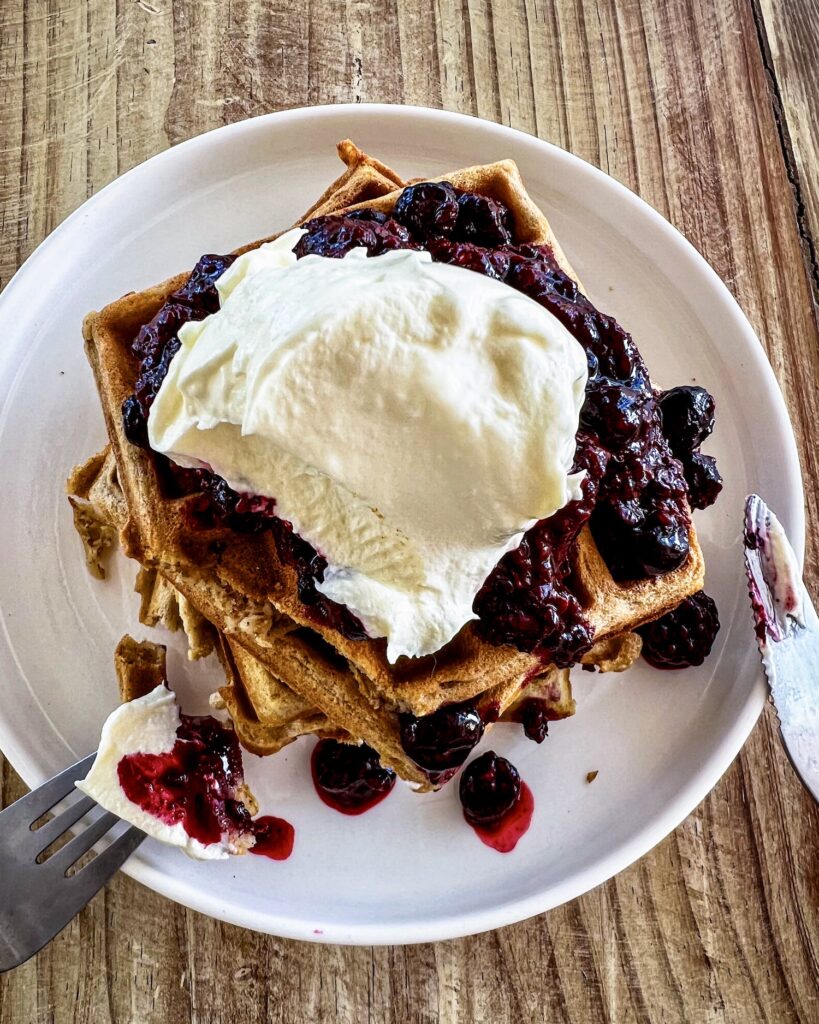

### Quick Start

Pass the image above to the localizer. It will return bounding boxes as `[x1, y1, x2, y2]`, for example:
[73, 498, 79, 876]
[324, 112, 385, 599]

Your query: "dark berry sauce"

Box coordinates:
[473, 434, 607, 666]
[121, 181, 720, 669]
[459, 751, 534, 853]
[311, 739, 396, 815]
[124, 253, 236, 443]
[117, 713, 293, 857]
[268, 520, 368, 640]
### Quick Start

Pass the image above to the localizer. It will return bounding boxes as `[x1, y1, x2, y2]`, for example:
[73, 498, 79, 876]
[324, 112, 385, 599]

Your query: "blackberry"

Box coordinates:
[454, 192, 513, 246]
[459, 751, 521, 828]
[311, 739, 395, 813]
[638, 591, 720, 668]
[658, 386, 715, 455]
[393, 182, 461, 238]
[399, 702, 484, 778]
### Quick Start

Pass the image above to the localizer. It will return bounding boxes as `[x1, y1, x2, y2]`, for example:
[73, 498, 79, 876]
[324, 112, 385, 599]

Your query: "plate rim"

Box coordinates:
[0, 102, 804, 945]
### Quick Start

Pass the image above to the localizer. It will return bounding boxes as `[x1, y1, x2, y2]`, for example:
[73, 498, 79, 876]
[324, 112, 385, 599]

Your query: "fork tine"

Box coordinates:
[45, 810, 121, 876]
[0, 753, 97, 832]
[58, 826, 145, 904]
[28, 795, 97, 857]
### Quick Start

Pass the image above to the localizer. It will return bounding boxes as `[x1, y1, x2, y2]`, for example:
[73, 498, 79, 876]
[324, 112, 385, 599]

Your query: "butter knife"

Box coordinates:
[743, 494, 819, 803]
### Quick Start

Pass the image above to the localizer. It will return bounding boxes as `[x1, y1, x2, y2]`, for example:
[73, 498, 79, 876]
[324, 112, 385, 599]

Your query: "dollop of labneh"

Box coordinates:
[76, 686, 241, 859]
[149, 229, 588, 660]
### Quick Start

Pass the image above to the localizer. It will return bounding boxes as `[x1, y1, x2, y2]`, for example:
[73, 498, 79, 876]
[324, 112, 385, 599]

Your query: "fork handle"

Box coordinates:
[0, 761, 146, 977]
[0, 823, 145, 973]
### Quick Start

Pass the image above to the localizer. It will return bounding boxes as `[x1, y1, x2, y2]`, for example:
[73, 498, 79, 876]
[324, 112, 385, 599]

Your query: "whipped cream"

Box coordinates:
[149, 229, 588, 661]
[77, 686, 236, 860]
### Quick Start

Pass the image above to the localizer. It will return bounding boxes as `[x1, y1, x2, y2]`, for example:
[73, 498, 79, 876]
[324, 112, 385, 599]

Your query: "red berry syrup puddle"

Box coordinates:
[250, 816, 295, 860]
[466, 782, 535, 854]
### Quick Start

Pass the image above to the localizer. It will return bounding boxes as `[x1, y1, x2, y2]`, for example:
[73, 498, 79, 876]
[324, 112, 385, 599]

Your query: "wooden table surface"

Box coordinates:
[1, 1, 818, 1021]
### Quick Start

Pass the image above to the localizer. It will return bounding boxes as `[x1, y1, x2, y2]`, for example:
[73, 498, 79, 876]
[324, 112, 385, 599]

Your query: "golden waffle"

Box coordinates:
[66, 448, 122, 579]
[70, 440, 643, 788]
[134, 565, 216, 661]
[78, 141, 701, 786]
[67, 449, 582, 761]
[213, 631, 576, 759]
[212, 634, 344, 756]
[69, 445, 601, 777]
[114, 634, 168, 702]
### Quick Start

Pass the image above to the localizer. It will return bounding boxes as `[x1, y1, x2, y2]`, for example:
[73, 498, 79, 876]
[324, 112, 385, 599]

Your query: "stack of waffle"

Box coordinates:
[69, 142, 704, 790]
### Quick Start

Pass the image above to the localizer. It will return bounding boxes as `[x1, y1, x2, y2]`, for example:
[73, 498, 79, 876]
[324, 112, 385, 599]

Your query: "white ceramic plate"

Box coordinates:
[0, 105, 803, 944]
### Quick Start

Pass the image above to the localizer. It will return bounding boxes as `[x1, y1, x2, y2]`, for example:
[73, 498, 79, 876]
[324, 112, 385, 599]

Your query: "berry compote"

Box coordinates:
[117, 712, 294, 858]
[511, 698, 557, 744]
[122, 181, 721, 674]
[292, 183, 720, 667]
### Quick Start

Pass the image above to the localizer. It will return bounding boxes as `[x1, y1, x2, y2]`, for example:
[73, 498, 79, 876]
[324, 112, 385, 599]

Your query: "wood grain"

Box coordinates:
[2, 1, 819, 1021]
[757, 0, 819, 309]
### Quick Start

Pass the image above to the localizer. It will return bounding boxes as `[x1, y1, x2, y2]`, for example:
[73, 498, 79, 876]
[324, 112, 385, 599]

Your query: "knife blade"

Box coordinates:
[743, 494, 819, 804]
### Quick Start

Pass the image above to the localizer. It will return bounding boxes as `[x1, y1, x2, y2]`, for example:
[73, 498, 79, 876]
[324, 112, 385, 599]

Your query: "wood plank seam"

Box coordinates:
[750, 0, 819, 309]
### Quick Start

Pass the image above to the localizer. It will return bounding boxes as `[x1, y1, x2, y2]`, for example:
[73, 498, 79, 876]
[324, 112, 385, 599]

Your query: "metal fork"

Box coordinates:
[0, 753, 145, 972]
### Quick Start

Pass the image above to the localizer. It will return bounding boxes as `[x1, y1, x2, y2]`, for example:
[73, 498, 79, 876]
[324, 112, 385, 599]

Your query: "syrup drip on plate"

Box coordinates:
[250, 816, 295, 860]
